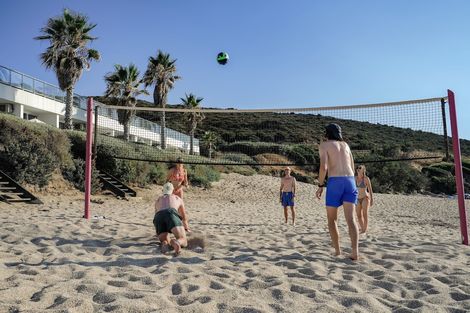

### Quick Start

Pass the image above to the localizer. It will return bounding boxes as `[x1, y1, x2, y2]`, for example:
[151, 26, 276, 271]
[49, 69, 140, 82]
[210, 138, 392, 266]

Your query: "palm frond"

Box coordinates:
[35, 8, 100, 90]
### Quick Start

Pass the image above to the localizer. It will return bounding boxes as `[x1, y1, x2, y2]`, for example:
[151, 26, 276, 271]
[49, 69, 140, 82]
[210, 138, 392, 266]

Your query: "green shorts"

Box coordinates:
[153, 208, 183, 235]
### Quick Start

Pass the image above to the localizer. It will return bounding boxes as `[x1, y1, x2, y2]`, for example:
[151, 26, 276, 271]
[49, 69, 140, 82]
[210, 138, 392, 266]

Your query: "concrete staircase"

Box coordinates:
[98, 171, 137, 198]
[0, 170, 42, 204]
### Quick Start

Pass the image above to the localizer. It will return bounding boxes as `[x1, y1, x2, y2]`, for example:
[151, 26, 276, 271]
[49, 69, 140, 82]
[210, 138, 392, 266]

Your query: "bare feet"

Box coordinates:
[350, 251, 359, 261]
[170, 239, 181, 256]
[161, 243, 170, 254]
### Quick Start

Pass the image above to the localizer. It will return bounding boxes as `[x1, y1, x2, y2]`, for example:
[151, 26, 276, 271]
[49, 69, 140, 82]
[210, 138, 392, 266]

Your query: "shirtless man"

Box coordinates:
[315, 123, 359, 260]
[153, 183, 190, 255]
[280, 167, 297, 225]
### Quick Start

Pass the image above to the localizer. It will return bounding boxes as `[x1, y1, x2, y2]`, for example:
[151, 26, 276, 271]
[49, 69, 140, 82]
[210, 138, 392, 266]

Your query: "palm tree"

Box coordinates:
[181, 93, 205, 155]
[35, 9, 100, 129]
[104, 64, 148, 141]
[202, 131, 219, 159]
[143, 51, 180, 149]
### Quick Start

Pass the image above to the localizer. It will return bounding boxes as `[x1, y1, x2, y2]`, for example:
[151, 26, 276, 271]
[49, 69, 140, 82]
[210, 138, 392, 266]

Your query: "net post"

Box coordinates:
[440, 98, 450, 161]
[447, 89, 468, 245]
[93, 105, 99, 160]
[84, 97, 94, 220]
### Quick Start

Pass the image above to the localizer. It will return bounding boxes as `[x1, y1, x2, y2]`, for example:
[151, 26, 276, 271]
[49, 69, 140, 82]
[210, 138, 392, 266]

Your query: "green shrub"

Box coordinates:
[129, 162, 167, 186]
[220, 141, 318, 167]
[422, 166, 452, 177]
[67, 131, 169, 187]
[282, 144, 318, 169]
[62, 158, 102, 194]
[430, 162, 454, 172]
[230, 166, 257, 176]
[462, 159, 470, 169]
[222, 153, 256, 164]
[187, 165, 220, 188]
[367, 162, 429, 194]
[291, 172, 315, 184]
[0, 113, 72, 187]
[220, 141, 282, 156]
[429, 176, 456, 195]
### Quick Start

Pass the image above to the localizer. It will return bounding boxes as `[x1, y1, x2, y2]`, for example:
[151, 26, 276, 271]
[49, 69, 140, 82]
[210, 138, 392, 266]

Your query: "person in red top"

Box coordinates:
[166, 157, 189, 199]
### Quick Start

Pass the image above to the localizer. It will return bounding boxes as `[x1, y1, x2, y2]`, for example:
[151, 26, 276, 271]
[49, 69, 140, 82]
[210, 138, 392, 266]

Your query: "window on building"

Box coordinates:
[23, 113, 37, 120]
[0, 104, 14, 113]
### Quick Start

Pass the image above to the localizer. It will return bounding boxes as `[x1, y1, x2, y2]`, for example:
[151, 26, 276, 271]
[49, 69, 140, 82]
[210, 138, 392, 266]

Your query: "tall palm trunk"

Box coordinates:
[64, 87, 74, 129]
[208, 142, 212, 159]
[123, 122, 130, 141]
[155, 88, 167, 149]
[190, 129, 195, 155]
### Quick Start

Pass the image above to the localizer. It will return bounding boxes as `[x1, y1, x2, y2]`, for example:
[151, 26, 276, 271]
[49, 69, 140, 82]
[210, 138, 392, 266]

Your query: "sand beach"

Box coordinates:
[1, 173, 470, 312]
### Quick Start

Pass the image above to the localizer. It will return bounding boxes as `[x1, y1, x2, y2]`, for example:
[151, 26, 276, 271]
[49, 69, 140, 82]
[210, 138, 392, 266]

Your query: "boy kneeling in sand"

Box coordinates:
[153, 183, 190, 255]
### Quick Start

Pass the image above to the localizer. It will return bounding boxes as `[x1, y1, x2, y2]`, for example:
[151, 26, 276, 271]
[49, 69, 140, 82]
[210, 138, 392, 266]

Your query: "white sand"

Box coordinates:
[1, 173, 470, 313]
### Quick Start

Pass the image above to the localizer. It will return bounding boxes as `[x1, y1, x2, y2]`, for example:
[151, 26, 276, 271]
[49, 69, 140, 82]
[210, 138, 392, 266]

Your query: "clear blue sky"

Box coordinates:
[1, 0, 470, 139]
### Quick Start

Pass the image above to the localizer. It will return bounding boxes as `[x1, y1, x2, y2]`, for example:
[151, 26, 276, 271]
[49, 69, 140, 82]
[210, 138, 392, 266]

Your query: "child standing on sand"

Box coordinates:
[280, 167, 297, 225]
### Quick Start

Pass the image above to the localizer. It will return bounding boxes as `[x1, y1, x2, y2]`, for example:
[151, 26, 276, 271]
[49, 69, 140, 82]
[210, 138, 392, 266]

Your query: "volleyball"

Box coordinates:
[217, 52, 229, 65]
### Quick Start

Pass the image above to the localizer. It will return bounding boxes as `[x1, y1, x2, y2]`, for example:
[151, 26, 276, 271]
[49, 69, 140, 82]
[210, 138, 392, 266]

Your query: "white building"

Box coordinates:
[0, 65, 199, 154]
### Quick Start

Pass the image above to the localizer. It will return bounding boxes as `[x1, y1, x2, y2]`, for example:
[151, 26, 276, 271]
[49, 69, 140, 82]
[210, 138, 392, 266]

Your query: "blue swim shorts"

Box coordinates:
[325, 176, 358, 208]
[281, 192, 295, 207]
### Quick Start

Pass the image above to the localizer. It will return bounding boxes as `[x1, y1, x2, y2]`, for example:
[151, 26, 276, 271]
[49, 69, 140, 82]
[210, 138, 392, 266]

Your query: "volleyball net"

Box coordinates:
[91, 96, 451, 166]
[83, 92, 469, 245]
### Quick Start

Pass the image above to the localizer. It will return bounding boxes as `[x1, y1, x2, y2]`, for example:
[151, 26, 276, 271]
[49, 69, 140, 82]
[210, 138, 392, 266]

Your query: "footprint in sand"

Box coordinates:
[46, 296, 67, 309]
[123, 292, 144, 299]
[20, 269, 39, 276]
[372, 259, 395, 269]
[197, 296, 211, 304]
[244, 269, 257, 278]
[209, 281, 225, 290]
[401, 299, 424, 309]
[364, 270, 385, 278]
[92, 292, 116, 304]
[187, 284, 199, 292]
[231, 306, 263, 313]
[450, 292, 470, 301]
[177, 267, 192, 274]
[72, 271, 86, 279]
[102, 305, 119, 312]
[275, 261, 298, 270]
[212, 272, 230, 279]
[107, 280, 128, 288]
[30, 285, 53, 302]
[338, 283, 359, 293]
[271, 289, 284, 300]
[175, 296, 194, 306]
[171, 283, 182, 295]
[269, 303, 288, 313]
[290, 284, 316, 298]
[371, 280, 398, 293]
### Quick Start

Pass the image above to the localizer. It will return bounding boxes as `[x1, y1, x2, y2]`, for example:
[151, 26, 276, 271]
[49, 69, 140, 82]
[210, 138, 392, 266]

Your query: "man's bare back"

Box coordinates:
[320, 140, 355, 177]
[155, 195, 183, 213]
